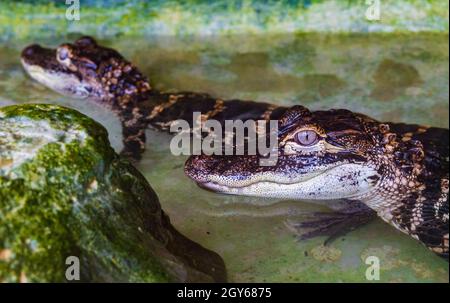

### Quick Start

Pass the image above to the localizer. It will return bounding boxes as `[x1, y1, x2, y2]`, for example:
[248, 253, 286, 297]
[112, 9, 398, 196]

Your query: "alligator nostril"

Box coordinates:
[22, 44, 42, 57]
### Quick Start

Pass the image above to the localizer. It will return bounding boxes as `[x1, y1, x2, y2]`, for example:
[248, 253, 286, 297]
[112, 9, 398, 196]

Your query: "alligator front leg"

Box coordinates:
[120, 118, 148, 161]
[287, 200, 377, 245]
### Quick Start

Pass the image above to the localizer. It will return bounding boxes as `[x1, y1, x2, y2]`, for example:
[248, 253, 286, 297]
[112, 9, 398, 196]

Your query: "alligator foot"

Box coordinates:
[286, 201, 377, 245]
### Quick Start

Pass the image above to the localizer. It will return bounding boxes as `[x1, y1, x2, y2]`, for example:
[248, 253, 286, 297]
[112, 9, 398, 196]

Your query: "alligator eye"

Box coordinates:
[57, 46, 70, 61]
[295, 130, 319, 146]
[56, 45, 78, 71]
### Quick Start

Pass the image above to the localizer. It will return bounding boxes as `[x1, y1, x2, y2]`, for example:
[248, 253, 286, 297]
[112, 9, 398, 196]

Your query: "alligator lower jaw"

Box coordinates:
[193, 169, 329, 194]
[196, 181, 238, 194]
[193, 162, 379, 200]
[195, 180, 295, 196]
[194, 173, 329, 196]
[193, 167, 343, 195]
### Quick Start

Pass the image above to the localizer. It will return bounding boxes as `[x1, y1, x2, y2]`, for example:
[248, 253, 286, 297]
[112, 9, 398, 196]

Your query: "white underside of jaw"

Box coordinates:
[21, 60, 90, 99]
[203, 163, 379, 201]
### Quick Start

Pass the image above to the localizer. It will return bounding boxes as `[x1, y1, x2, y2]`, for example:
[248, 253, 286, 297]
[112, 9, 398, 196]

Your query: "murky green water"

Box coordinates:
[1, 33, 448, 282]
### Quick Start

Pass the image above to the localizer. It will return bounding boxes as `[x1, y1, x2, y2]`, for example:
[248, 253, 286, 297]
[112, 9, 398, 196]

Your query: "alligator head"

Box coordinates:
[185, 104, 445, 205]
[21, 36, 151, 104]
[185, 105, 388, 201]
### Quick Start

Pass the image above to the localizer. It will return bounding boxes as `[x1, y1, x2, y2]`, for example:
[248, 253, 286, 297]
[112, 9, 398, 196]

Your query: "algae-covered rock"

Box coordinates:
[0, 104, 226, 282]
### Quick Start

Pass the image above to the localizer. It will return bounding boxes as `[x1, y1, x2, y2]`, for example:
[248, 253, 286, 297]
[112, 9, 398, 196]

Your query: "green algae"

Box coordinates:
[0, 104, 226, 282]
[0, 104, 165, 282]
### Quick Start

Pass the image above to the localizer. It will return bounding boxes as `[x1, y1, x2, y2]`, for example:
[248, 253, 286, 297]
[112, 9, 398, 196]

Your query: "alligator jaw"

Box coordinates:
[194, 163, 380, 201]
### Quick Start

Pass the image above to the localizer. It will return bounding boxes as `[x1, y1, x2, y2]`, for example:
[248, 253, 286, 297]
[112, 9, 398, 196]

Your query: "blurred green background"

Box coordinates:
[0, 0, 448, 41]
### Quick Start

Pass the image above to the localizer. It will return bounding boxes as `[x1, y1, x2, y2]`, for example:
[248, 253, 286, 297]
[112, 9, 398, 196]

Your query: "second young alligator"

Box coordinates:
[21, 36, 287, 160]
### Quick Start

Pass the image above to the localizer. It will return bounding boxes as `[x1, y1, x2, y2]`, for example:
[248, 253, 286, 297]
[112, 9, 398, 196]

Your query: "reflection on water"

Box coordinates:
[0, 33, 448, 282]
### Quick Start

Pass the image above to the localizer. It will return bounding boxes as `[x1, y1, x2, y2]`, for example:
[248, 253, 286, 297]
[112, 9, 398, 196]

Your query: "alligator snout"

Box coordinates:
[184, 155, 219, 184]
[22, 44, 41, 56]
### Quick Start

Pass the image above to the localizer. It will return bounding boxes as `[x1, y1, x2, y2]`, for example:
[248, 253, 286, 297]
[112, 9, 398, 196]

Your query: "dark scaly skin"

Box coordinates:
[21, 36, 286, 160]
[186, 106, 449, 260]
[21, 37, 449, 260]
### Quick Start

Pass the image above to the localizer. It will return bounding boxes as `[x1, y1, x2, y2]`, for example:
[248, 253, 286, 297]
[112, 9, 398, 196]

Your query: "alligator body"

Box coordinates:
[21, 37, 449, 260]
[186, 105, 449, 260]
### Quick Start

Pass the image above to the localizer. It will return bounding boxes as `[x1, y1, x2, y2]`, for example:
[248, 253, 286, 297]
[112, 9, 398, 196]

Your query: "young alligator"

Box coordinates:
[21, 36, 287, 160]
[186, 105, 449, 260]
[21, 37, 449, 260]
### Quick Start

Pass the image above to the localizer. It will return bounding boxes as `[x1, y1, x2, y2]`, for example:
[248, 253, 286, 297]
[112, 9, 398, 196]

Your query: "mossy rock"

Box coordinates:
[0, 104, 226, 282]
